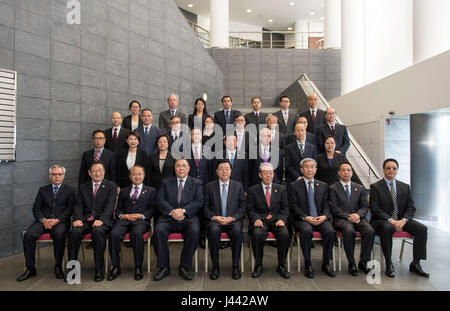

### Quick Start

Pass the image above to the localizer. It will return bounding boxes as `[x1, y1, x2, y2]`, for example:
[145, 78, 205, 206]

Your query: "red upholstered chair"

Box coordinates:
[35, 233, 68, 265]
[204, 232, 244, 272]
[250, 232, 291, 272]
[120, 232, 152, 273]
[168, 233, 199, 273]
[295, 231, 336, 272]
[376, 231, 413, 271]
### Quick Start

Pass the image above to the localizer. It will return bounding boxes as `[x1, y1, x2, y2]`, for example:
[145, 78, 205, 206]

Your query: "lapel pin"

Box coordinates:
[274, 189, 278, 193]
[316, 183, 319, 187]
[354, 188, 358, 192]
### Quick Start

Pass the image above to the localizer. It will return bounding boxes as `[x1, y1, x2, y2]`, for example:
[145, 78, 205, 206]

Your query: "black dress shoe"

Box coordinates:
[219, 241, 230, 249]
[210, 267, 220, 280]
[55, 265, 65, 279]
[409, 263, 430, 278]
[252, 264, 263, 278]
[199, 238, 206, 249]
[232, 267, 241, 280]
[86, 242, 93, 249]
[322, 263, 336, 277]
[304, 263, 314, 279]
[135, 266, 143, 281]
[153, 267, 170, 281]
[17, 268, 37, 282]
[179, 267, 194, 281]
[348, 262, 358, 276]
[385, 263, 395, 278]
[107, 266, 121, 281]
[358, 262, 372, 274]
[277, 265, 290, 279]
[94, 270, 104, 282]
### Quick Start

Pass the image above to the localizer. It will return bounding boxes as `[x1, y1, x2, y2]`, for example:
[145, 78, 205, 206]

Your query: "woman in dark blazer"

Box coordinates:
[146, 134, 175, 189]
[116, 130, 148, 189]
[188, 98, 208, 130]
[316, 135, 349, 186]
[122, 100, 143, 131]
[202, 115, 216, 146]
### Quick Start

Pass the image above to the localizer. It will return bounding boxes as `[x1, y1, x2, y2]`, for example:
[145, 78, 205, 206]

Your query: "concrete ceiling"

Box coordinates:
[175, 0, 325, 30]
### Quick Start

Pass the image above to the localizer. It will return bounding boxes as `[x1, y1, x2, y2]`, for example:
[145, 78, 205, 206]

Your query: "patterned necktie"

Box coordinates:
[308, 181, 317, 217]
[265, 186, 271, 208]
[131, 186, 139, 204]
[171, 110, 175, 116]
[194, 146, 200, 167]
[225, 110, 230, 123]
[221, 184, 228, 217]
[113, 128, 118, 143]
[263, 148, 269, 162]
[93, 183, 99, 197]
[345, 184, 351, 202]
[299, 142, 304, 158]
[144, 127, 149, 136]
[94, 149, 100, 161]
[177, 179, 184, 204]
[389, 182, 399, 220]
[53, 185, 59, 197]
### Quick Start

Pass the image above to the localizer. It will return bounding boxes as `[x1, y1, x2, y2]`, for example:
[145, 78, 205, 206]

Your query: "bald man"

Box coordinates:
[105, 112, 131, 153]
[159, 94, 187, 134]
[298, 94, 326, 134]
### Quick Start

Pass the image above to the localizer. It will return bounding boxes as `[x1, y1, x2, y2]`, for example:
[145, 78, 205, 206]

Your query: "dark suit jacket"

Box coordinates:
[116, 148, 148, 188]
[288, 179, 332, 221]
[214, 109, 241, 134]
[369, 179, 416, 221]
[122, 115, 142, 131]
[247, 183, 289, 229]
[299, 109, 326, 133]
[146, 150, 175, 189]
[78, 148, 117, 186]
[115, 185, 157, 221]
[329, 182, 368, 220]
[188, 114, 207, 130]
[136, 124, 162, 158]
[187, 146, 212, 185]
[274, 109, 297, 136]
[204, 180, 246, 222]
[286, 132, 316, 146]
[104, 127, 130, 153]
[249, 145, 283, 187]
[159, 109, 187, 134]
[73, 179, 116, 227]
[284, 141, 318, 182]
[213, 149, 250, 192]
[244, 111, 269, 128]
[315, 123, 350, 154]
[32, 184, 76, 223]
[316, 152, 348, 186]
[235, 130, 252, 154]
[157, 176, 204, 219]
[168, 131, 184, 150]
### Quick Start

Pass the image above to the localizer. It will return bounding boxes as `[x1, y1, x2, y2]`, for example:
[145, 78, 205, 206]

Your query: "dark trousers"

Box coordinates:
[370, 218, 427, 265]
[293, 219, 335, 263]
[109, 219, 149, 267]
[155, 216, 200, 270]
[207, 221, 243, 268]
[250, 222, 290, 267]
[334, 218, 375, 264]
[68, 221, 110, 271]
[23, 222, 68, 269]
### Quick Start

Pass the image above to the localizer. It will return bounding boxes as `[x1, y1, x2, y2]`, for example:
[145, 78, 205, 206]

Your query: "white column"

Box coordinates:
[210, 0, 229, 48]
[413, 0, 450, 64]
[341, 0, 364, 94]
[295, 20, 309, 49]
[324, 0, 341, 49]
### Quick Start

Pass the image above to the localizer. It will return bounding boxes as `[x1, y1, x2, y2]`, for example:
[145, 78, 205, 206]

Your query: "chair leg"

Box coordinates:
[105, 242, 109, 273]
[332, 244, 336, 272]
[240, 243, 244, 273]
[81, 243, 85, 262]
[36, 242, 40, 262]
[399, 239, 405, 260]
[195, 248, 198, 273]
[205, 239, 208, 273]
[379, 244, 384, 272]
[338, 237, 342, 272]
[251, 244, 254, 272]
[287, 248, 291, 273]
[147, 238, 151, 274]
[297, 236, 301, 272]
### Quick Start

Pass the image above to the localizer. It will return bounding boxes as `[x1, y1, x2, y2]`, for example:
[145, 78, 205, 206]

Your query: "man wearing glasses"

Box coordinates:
[17, 165, 76, 281]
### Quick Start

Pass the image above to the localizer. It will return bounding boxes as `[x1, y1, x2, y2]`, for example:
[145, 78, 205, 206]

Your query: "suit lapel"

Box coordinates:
[258, 184, 269, 209]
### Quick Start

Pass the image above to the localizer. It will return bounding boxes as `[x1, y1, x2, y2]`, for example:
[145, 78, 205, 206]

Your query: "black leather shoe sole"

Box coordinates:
[17, 269, 37, 282]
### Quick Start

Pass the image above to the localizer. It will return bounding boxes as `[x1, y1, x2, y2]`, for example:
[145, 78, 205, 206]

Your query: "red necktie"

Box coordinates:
[113, 128, 118, 143]
[265, 186, 271, 208]
[256, 112, 259, 119]
[94, 149, 100, 161]
[311, 110, 316, 123]
[93, 183, 99, 197]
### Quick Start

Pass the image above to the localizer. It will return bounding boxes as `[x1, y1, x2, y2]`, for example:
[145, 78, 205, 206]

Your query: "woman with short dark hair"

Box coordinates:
[122, 100, 143, 131]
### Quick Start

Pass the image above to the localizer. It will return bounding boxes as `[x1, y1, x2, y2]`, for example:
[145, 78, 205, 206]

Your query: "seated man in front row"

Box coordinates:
[204, 160, 246, 280]
[17, 165, 76, 282]
[67, 161, 116, 282]
[369, 158, 429, 278]
[247, 162, 290, 279]
[153, 158, 204, 281]
[107, 165, 157, 281]
[288, 158, 336, 279]
[329, 162, 375, 276]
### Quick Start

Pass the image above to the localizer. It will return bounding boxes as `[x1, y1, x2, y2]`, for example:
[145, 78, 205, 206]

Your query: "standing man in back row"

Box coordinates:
[214, 96, 241, 135]
[159, 94, 187, 134]
[298, 93, 326, 134]
[245, 97, 268, 129]
[274, 95, 297, 136]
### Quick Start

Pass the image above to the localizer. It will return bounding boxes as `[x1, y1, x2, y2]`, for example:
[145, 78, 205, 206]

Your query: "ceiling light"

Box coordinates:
[320, 16, 324, 20]
[268, 19, 273, 23]
[246, 9, 252, 13]
[187, 4, 194, 8]
[310, 12, 315, 16]
[287, 27, 293, 30]
[289, 2, 295, 5]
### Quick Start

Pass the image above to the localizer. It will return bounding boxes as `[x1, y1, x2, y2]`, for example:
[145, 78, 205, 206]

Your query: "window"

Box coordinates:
[0, 68, 16, 162]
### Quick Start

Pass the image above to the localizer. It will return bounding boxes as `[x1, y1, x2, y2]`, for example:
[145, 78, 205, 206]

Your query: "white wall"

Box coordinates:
[197, 15, 262, 42]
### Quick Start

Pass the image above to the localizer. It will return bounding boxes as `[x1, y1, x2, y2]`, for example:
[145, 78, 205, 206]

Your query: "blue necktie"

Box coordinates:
[229, 152, 235, 167]
[225, 110, 230, 123]
[53, 186, 59, 196]
[144, 127, 149, 136]
[345, 184, 351, 202]
[308, 181, 317, 217]
[221, 184, 228, 217]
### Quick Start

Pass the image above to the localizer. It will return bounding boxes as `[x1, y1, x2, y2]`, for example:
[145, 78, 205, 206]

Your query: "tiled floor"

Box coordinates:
[1, 224, 448, 291]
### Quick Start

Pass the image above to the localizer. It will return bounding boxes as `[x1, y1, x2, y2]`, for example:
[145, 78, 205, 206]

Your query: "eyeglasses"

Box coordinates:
[385, 167, 398, 171]
[93, 137, 105, 140]
[50, 173, 64, 176]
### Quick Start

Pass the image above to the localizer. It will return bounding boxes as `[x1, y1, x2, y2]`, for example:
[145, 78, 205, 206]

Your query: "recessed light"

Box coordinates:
[310, 12, 315, 16]
[289, 2, 295, 5]
[268, 19, 273, 23]
[246, 9, 252, 13]
[287, 27, 293, 30]
[320, 16, 324, 20]
[187, 4, 194, 8]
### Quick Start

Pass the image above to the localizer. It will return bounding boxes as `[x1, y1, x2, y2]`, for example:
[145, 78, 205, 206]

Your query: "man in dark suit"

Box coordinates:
[187, 128, 212, 186]
[153, 159, 204, 281]
[159, 93, 187, 134]
[298, 93, 326, 134]
[274, 95, 297, 136]
[136, 108, 162, 158]
[288, 158, 335, 278]
[168, 115, 183, 149]
[108, 165, 157, 281]
[247, 162, 290, 279]
[315, 108, 350, 154]
[285, 123, 317, 182]
[370, 158, 429, 278]
[234, 114, 251, 154]
[329, 162, 375, 276]
[244, 97, 268, 129]
[104, 112, 130, 153]
[266, 114, 286, 152]
[285, 116, 316, 146]
[218, 133, 249, 193]
[214, 96, 241, 135]
[205, 160, 246, 280]
[78, 130, 116, 186]
[17, 165, 76, 282]
[67, 161, 116, 282]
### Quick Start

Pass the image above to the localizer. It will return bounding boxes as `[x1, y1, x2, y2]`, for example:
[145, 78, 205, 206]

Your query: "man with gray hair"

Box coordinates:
[159, 93, 187, 134]
[288, 158, 336, 279]
[17, 165, 76, 281]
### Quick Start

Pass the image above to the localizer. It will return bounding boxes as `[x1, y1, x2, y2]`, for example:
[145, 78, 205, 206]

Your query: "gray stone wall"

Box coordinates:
[0, 0, 223, 257]
[208, 48, 341, 109]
